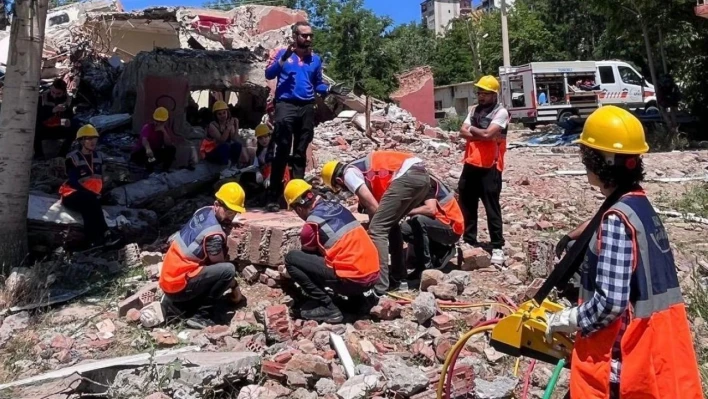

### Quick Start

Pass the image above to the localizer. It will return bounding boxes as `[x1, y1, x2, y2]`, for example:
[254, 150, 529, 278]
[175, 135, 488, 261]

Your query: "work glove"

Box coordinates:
[263, 177, 271, 189]
[329, 83, 351, 96]
[545, 307, 579, 343]
[555, 234, 572, 258]
[280, 45, 295, 62]
[255, 171, 264, 184]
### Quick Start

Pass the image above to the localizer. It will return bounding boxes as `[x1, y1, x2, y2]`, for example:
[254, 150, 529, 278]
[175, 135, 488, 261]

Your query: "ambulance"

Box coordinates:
[499, 60, 657, 128]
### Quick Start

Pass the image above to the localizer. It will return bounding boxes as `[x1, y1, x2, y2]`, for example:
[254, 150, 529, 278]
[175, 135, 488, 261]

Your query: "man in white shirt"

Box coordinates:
[321, 151, 430, 295]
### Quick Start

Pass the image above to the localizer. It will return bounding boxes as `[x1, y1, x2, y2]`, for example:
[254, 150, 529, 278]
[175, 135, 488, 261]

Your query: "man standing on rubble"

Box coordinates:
[544, 106, 703, 399]
[35, 78, 76, 159]
[458, 75, 510, 266]
[321, 150, 430, 295]
[159, 182, 246, 329]
[282, 179, 380, 323]
[264, 21, 350, 212]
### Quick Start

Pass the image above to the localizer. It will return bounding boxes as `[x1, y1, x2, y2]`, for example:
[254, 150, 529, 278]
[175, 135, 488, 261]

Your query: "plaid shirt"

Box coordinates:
[577, 213, 634, 383]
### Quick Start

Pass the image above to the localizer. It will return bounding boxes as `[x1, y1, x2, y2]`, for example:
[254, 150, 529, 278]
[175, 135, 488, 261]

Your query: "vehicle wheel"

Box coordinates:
[558, 111, 574, 123]
[644, 103, 660, 115]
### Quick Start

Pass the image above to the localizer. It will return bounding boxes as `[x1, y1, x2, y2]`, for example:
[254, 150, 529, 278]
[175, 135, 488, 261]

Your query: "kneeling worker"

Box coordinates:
[544, 106, 702, 398]
[321, 151, 430, 295]
[160, 182, 246, 329]
[59, 124, 120, 248]
[402, 175, 463, 277]
[283, 179, 380, 323]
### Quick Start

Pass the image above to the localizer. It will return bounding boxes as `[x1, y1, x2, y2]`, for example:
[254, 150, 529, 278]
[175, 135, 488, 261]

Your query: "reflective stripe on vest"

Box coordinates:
[306, 200, 380, 280]
[59, 150, 104, 197]
[348, 151, 414, 201]
[572, 191, 702, 399]
[160, 206, 226, 294]
[464, 103, 508, 171]
[431, 176, 464, 236]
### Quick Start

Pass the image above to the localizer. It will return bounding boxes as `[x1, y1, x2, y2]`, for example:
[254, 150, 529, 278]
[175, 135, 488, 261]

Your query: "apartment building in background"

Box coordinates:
[421, 0, 473, 35]
[477, 0, 515, 12]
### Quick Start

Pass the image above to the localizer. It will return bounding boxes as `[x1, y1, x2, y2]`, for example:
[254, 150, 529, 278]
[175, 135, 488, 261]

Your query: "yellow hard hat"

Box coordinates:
[215, 182, 246, 213]
[153, 107, 169, 122]
[284, 179, 313, 210]
[212, 101, 229, 113]
[255, 123, 271, 138]
[474, 75, 500, 93]
[576, 106, 649, 154]
[76, 124, 99, 139]
[321, 160, 341, 190]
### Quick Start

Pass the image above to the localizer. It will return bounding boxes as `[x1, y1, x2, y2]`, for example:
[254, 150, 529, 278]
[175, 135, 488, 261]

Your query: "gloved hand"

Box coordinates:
[555, 234, 572, 258]
[263, 177, 270, 189]
[329, 83, 351, 96]
[255, 171, 264, 184]
[280, 45, 295, 62]
[545, 307, 579, 343]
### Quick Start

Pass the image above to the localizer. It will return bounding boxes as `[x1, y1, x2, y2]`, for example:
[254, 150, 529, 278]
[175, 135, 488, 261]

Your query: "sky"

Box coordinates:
[119, 0, 422, 26]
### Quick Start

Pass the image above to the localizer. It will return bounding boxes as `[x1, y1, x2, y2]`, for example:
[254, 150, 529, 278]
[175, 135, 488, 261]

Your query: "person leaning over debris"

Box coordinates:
[34, 78, 76, 160]
[321, 150, 430, 295]
[263, 21, 351, 212]
[458, 75, 510, 266]
[401, 175, 464, 278]
[200, 101, 246, 167]
[283, 179, 380, 323]
[544, 106, 703, 399]
[239, 123, 291, 201]
[59, 124, 120, 248]
[159, 182, 246, 329]
[130, 107, 177, 174]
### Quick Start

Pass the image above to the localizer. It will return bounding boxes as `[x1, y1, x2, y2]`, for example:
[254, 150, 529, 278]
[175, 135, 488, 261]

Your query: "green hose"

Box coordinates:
[542, 358, 566, 399]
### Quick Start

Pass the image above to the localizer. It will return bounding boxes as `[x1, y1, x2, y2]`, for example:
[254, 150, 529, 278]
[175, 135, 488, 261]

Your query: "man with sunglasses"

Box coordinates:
[264, 21, 350, 213]
[458, 75, 510, 266]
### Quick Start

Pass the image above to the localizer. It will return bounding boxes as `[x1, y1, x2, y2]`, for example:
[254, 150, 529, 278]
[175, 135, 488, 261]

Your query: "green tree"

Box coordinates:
[383, 22, 436, 74]
[431, 19, 475, 85]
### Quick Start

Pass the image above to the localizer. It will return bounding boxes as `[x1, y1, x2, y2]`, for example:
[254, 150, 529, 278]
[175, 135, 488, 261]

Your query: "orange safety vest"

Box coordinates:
[59, 150, 104, 197]
[463, 103, 508, 172]
[160, 206, 227, 294]
[348, 151, 416, 202]
[262, 163, 291, 184]
[305, 199, 380, 281]
[200, 121, 234, 159]
[571, 191, 703, 399]
[430, 176, 464, 236]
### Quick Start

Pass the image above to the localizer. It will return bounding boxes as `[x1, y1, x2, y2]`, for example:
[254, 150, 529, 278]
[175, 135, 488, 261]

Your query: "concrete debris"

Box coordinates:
[337, 373, 380, 399]
[89, 113, 131, 131]
[370, 298, 403, 320]
[140, 302, 165, 328]
[428, 283, 458, 300]
[380, 356, 429, 397]
[175, 351, 260, 387]
[0, 311, 30, 348]
[118, 282, 159, 317]
[474, 376, 518, 399]
[315, 378, 337, 395]
[412, 292, 437, 324]
[420, 269, 444, 292]
[291, 388, 318, 399]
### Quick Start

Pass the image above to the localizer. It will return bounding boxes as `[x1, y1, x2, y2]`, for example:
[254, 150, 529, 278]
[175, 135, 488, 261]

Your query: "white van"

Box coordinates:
[499, 60, 657, 128]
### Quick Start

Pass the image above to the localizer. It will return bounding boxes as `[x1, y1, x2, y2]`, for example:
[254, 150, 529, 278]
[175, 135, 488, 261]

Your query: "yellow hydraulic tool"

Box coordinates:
[489, 299, 574, 365]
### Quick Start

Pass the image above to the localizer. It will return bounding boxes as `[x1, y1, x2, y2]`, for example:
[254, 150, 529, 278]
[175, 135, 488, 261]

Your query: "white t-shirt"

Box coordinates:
[463, 106, 510, 129]
[342, 157, 424, 193]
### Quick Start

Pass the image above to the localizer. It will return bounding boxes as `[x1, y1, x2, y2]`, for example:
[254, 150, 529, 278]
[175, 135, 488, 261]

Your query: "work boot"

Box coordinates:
[301, 302, 343, 324]
[186, 313, 216, 329]
[433, 245, 457, 270]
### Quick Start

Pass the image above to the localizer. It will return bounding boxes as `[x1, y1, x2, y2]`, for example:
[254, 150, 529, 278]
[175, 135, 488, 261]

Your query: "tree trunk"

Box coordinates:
[0, 0, 49, 272]
[639, 20, 675, 133]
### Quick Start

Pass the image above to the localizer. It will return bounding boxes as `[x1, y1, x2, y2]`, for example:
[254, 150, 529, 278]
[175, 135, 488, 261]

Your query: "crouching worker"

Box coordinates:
[283, 179, 380, 323]
[160, 183, 246, 329]
[544, 106, 702, 399]
[59, 125, 120, 248]
[402, 175, 463, 278]
[239, 124, 290, 200]
[130, 107, 177, 174]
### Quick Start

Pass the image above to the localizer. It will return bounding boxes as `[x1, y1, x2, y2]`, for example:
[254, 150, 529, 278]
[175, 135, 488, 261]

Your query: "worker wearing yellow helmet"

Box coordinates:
[321, 150, 430, 296]
[282, 179, 380, 323]
[58, 124, 120, 248]
[200, 100, 246, 167]
[130, 107, 177, 175]
[546, 106, 702, 399]
[160, 182, 247, 329]
[458, 75, 509, 266]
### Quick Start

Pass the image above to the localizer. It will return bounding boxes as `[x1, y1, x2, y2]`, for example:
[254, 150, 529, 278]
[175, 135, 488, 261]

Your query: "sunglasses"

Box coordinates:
[298, 33, 314, 39]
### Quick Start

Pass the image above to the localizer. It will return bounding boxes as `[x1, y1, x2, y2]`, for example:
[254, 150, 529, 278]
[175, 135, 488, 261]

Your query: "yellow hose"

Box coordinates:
[436, 324, 496, 399]
[386, 292, 515, 313]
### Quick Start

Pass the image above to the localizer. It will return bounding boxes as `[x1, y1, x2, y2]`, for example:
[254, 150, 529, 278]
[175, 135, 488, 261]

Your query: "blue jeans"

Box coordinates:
[205, 142, 242, 165]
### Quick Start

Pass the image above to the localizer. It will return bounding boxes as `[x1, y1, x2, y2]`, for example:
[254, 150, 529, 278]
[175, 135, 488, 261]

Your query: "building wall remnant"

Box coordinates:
[390, 66, 437, 127]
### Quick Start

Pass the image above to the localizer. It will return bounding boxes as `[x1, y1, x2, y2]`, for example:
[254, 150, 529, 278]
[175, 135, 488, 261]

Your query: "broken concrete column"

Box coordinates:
[524, 238, 556, 279]
[227, 210, 305, 267]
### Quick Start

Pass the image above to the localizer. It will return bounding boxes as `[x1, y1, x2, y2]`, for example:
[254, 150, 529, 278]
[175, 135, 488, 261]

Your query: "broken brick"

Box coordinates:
[50, 334, 74, 350]
[241, 265, 260, 283]
[431, 314, 455, 333]
[524, 277, 547, 300]
[117, 282, 159, 317]
[461, 247, 492, 271]
[264, 305, 293, 344]
[370, 299, 403, 320]
[262, 360, 286, 380]
[152, 331, 179, 347]
[284, 354, 332, 378]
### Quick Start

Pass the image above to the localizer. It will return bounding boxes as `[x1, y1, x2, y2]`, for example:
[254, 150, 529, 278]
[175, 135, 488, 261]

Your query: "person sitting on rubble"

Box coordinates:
[58, 124, 120, 248]
[200, 101, 246, 167]
[159, 182, 247, 329]
[282, 179, 380, 323]
[545, 106, 702, 399]
[130, 107, 177, 175]
[401, 175, 463, 279]
[34, 78, 76, 160]
[240, 123, 291, 202]
[321, 150, 430, 296]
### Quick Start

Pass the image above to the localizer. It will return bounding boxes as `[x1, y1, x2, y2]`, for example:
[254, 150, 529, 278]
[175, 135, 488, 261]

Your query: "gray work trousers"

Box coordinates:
[401, 215, 461, 270]
[368, 166, 430, 294]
